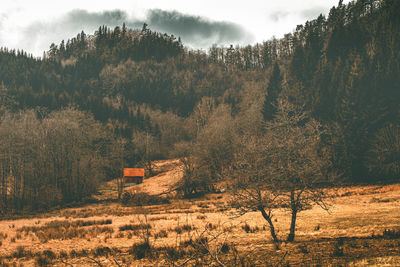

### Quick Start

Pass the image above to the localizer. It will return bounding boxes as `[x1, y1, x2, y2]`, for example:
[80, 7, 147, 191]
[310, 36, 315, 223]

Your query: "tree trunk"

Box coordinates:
[288, 191, 297, 242]
[259, 206, 280, 249]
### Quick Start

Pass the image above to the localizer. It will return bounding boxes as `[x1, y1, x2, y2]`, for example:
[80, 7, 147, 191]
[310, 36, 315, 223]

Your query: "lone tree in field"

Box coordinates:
[232, 99, 335, 247]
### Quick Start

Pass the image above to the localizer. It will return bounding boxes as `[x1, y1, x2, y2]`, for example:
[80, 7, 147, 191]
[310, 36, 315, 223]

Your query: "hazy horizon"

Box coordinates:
[0, 0, 350, 56]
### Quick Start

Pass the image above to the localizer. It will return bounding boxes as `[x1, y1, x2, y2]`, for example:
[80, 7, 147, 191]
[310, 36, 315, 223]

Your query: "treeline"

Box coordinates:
[0, 109, 115, 212]
[0, 0, 399, 211]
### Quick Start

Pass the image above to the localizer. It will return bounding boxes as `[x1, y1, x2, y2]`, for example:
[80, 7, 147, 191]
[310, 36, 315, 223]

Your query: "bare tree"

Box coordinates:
[0, 108, 114, 212]
[232, 99, 335, 246]
[114, 138, 127, 200]
[132, 130, 159, 177]
[366, 124, 400, 179]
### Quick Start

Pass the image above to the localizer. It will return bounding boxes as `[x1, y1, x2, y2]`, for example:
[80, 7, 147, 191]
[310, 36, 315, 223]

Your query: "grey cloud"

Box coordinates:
[61, 9, 129, 29]
[19, 8, 253, 55]
[21, 9, 131, 54]
[142, 9, 254, 47]
[269, 6, 325, 24]
[301, 7, 326, 19]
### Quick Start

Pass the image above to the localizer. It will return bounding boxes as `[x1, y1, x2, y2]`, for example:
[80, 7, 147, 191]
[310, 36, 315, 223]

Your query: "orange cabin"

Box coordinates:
[123, 168, 145, 186]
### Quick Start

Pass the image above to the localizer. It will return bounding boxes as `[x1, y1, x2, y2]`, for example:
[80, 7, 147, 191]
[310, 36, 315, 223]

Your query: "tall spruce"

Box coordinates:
[262, 62, 282, 121]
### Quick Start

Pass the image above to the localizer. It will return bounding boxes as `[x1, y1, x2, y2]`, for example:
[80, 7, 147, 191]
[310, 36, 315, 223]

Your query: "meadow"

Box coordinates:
[0, 160, 399, 266]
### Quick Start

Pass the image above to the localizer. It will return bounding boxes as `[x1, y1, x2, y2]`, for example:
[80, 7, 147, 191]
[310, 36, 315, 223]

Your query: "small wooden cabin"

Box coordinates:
[124, 168, 145, 186]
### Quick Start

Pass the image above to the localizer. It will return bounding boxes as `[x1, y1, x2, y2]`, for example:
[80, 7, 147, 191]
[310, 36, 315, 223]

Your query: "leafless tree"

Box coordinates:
[132, 130, 159, 177]
[232, 99, 336, 246]
[366, 124, 400, 178]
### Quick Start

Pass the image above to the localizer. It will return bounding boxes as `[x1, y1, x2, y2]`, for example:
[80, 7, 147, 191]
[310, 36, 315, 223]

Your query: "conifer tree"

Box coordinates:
[262, 62, 282, 121]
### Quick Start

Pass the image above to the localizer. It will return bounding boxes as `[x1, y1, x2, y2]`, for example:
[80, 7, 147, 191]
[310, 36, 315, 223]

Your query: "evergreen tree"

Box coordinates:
[262, 62, 282, 121]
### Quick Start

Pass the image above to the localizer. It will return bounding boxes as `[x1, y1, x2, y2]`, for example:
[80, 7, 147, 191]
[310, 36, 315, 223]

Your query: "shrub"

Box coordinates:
[197, 215, 207, 220]
[180, 237, 208, 255]
[161, 245, 187, 261]
[171, 224, 195, 234]
[13, 246, 27, 258]
[36, 255, 52, 266]
[220, 242, 231, 254]
[130, 241, 153, 259]
[59, 250, 68, 258]
[93, 246, 112, 257]
[241, 223, 260, 233]
[42, 250, 56, 260]
[69, 249, 88, 258]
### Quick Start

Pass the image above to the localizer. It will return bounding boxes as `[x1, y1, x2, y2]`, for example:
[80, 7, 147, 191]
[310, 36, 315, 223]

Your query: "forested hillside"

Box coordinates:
[0, 0, 399, 212]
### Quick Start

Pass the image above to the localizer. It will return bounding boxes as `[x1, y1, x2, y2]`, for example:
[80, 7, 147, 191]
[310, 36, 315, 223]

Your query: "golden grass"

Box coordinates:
[0, 159, 400, 266]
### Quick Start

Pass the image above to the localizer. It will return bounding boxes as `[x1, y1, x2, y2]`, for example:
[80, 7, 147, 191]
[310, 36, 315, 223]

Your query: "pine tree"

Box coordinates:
[262, 62, 282, 121]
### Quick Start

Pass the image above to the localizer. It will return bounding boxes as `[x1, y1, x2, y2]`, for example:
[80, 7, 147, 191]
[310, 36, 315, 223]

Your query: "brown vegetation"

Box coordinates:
[0, 160, 399, 266]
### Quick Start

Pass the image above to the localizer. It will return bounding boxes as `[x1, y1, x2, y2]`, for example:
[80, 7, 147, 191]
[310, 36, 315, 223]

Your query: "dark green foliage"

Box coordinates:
[263, 62, 282, 121]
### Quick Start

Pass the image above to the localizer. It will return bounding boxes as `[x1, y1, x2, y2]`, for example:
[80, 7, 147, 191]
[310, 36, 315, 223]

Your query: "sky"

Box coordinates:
[0, 0, 350, 57]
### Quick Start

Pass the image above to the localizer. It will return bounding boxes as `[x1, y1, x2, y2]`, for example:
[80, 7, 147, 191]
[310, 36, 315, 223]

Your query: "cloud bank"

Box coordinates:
[5, 9, 254, 56]
[143, 9, 253, 47]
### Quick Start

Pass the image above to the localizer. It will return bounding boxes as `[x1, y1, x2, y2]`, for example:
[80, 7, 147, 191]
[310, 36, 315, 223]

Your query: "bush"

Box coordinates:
[161, 245, 187, 261]
[171, 224, 195, 234]
[93, 246, 112, 257]
[130, 241, 153, 259]
[180, 237, 208, 255]
[42, 250, 56, 260]
[241, 223, 260, 233]
[36, 255, 52, 266]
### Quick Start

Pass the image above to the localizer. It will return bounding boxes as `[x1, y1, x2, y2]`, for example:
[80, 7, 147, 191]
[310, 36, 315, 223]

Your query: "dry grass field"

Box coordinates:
[1, 159, 400, 266]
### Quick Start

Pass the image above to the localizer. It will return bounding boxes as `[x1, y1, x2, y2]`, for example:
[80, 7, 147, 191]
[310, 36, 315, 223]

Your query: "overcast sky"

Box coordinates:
[0, 0, 350, 56]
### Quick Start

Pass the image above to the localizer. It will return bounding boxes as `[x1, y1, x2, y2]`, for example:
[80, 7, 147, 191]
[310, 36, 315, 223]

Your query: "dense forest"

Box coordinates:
[0, 0, 399, 212]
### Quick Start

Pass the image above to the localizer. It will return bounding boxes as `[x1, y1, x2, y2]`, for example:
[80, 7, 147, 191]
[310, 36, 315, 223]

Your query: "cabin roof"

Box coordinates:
[124, 168, 145, 177]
